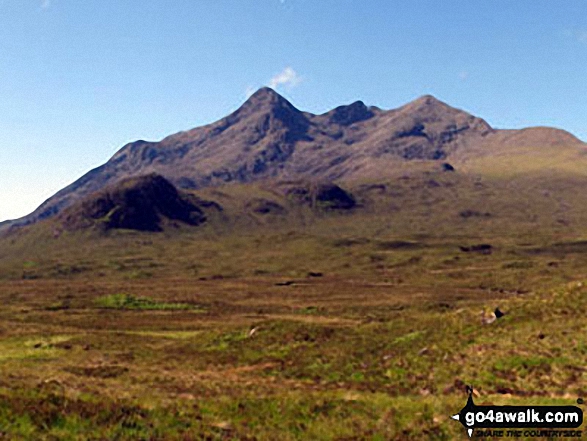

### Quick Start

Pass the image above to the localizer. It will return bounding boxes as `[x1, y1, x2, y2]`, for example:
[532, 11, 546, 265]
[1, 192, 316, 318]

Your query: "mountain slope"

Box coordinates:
[57, 174, 219, 232]
[10, 88, 586, 227]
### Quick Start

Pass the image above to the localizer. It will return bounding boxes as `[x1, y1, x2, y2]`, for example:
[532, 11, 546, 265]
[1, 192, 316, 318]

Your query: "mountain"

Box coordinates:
[8, 87, 586, 228]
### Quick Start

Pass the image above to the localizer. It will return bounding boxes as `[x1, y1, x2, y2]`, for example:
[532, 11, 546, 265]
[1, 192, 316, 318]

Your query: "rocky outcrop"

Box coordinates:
[59, 174, 213, 232]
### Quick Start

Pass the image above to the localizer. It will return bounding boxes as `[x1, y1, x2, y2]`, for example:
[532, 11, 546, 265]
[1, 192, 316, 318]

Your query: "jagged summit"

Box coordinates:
[324, 101, 376, 126]
[398, 95, 490, 127]
[248, 86, 288, 102]
[8, 90, 585, 228]
[233, 87, 310, 135]
[408, 94, 446, 107]
[236, 87, 301, 116]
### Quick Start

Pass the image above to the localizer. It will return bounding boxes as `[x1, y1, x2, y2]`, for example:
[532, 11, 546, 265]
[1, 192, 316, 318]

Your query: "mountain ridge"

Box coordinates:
[7, 88, 585, 228]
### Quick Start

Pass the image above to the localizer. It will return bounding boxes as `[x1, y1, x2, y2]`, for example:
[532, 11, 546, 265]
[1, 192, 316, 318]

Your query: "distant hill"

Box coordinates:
[7, 87, 585, 228]
[57, 174, 220, 233]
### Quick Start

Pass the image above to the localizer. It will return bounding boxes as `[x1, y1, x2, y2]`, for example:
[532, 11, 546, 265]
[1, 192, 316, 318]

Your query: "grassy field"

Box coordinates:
[0, 170, 586, 439]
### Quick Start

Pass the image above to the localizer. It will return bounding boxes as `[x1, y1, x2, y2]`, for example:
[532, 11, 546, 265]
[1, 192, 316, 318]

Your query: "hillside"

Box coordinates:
[57, 174, 220, 233]
[8, 88, 585, 229]
[1, 92, 587, 440]
[2, 163, 587, 439]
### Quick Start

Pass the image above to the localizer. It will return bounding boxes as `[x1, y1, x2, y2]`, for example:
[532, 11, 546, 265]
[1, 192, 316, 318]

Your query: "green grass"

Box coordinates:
[0, 169, 586, 438]
[0, 277, 584, 439]
[0, 336, 71, 362]
[95, 293, 199, 311]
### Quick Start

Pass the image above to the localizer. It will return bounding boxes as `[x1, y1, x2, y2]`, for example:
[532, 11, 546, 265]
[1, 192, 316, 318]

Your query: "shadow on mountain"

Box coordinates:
[284, 182, 356, 210]
[246, 198, 288, 216]
[59, 174, 218, 232]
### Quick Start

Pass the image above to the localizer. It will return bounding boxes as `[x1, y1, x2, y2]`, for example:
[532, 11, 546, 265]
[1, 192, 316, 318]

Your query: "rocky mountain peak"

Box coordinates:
[8, 90, 583, 229]
[237, 87, 300, 117]
[326, 100, 375, 126]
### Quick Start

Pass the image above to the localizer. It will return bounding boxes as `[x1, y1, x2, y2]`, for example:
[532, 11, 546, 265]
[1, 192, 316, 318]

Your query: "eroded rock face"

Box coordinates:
[313, 184, 356, 209]
[60, 174, 210, 232]
[326, 101, 375, 126]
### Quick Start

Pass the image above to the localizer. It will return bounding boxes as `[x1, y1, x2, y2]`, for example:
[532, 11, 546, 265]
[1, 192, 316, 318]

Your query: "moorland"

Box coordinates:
[0, 90, 586, 439]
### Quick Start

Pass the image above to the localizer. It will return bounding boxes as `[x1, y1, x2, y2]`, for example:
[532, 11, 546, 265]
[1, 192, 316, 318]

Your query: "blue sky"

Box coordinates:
[1, 0, 586, 221]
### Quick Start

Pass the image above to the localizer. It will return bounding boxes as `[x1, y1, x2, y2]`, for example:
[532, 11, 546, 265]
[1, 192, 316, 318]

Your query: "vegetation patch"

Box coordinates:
[95, 293, 199, 311]
[502, 260, 534, 269]
[295, 306, 324, 315]
[0, 336, 71, 362]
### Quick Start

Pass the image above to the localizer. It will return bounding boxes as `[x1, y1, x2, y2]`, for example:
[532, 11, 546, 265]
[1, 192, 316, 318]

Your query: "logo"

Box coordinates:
[451, 386, 584, 438]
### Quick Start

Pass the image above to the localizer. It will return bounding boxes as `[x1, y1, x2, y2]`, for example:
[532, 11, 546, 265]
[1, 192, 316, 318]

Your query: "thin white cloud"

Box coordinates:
[268, 67, 302, 90]
[458, 71, 469, 81]
[40, 0, 50, 9]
